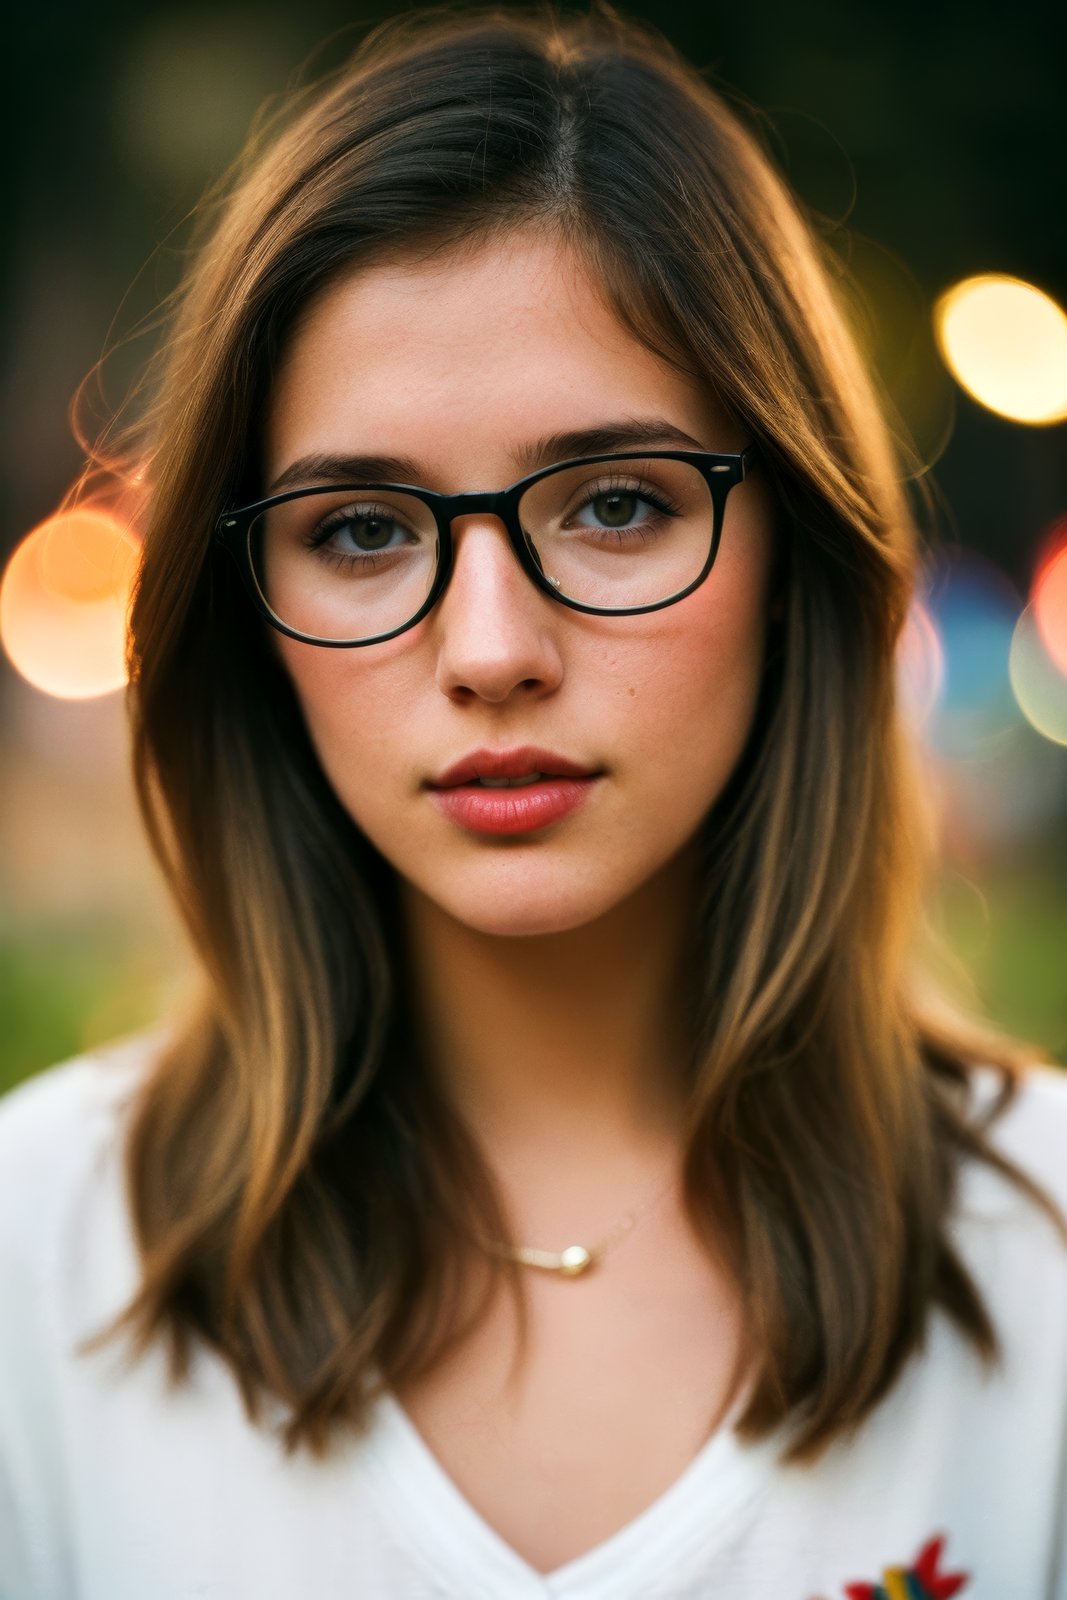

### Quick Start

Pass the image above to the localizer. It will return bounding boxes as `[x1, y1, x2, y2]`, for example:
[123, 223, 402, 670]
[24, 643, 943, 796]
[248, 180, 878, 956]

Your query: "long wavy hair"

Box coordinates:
[80, 1, 1066, 1467]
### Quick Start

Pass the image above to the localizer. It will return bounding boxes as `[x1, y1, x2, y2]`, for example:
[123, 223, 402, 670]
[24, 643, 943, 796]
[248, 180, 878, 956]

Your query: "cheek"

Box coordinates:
[633, 552, 770, 764]
[275, 644, 404, 805]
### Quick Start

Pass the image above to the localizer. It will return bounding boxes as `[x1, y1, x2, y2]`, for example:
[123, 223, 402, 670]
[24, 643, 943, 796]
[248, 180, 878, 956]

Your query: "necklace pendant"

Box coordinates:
[558, 1244, 593, 1276]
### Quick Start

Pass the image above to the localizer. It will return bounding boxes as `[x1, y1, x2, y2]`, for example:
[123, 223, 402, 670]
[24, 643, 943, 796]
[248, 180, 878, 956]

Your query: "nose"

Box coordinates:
[431, 514, 564, 704]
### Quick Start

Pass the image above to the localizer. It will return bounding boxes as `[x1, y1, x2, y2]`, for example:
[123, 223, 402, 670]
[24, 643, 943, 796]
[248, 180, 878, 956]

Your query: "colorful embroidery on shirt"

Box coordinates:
[839, 1532, 970, 1599]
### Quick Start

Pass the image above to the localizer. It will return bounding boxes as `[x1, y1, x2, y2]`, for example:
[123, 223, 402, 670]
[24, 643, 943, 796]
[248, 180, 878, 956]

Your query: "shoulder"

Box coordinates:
[962, 1058, 1067, 1206]
[0, 1030, 167, 1278]
[0, 1035, 168, 1596]
[950, 1058, 1067, 1271]
[0, 1029, 163, 1172]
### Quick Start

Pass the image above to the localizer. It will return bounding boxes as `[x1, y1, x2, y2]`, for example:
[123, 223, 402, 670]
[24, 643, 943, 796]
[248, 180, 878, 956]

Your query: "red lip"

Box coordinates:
[428, 745, 601, 789]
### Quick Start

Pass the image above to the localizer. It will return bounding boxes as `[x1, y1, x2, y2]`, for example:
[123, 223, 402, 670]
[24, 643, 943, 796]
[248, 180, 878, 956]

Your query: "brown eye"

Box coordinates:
[342, 515, 395, 550]
[591, 492, 640, 527]
[310, 504, 412, 554]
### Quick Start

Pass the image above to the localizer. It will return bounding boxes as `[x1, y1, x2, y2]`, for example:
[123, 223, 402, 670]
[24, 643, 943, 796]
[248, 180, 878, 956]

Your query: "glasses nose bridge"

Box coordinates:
[432, 481, 556, 619]
[435, 485, 538, 594]
[440, 486, 515, 526]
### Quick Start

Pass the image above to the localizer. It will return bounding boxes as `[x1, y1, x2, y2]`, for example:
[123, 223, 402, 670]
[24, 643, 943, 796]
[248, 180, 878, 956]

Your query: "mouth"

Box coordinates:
[428, 745, 603, 790]
[451, 771, 553, 788]
[425, 770, 602, 835]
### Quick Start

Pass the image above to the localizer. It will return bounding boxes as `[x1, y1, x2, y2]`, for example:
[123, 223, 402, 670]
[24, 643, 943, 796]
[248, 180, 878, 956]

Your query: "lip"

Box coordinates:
[427, 745, 602, 789]
[427, 775, 600, 835]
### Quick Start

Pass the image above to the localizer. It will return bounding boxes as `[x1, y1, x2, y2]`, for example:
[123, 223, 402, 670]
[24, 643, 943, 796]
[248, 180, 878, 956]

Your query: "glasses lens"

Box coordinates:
[248, 488, 439, 641]
[518, 456, 716, 610]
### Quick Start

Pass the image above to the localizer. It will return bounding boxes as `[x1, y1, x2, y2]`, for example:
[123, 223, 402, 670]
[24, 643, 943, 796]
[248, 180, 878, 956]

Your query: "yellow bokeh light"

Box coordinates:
[0, 509, 140, 700]
[933, 274, 1067, 424]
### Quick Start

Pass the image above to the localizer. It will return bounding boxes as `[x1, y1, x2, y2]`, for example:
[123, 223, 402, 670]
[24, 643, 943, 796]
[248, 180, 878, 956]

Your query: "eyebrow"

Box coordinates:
[267, 418, 711, 493]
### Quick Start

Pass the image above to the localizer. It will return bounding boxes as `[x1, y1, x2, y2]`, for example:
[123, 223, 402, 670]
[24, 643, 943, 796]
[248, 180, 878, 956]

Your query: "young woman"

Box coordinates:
[2, 7, 1066, 1598]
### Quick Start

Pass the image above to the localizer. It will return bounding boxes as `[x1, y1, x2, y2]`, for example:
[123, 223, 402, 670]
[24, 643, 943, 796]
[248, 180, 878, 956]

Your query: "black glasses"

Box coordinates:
[215, 445, 759, 647]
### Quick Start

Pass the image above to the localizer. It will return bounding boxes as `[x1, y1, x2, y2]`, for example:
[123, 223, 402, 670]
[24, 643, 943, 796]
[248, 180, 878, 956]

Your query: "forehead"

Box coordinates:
[265, 230, 734, 484]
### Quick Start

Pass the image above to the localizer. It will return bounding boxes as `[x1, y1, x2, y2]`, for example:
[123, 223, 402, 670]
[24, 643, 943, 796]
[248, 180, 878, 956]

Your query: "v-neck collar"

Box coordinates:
[360, 1380, 785, 1599]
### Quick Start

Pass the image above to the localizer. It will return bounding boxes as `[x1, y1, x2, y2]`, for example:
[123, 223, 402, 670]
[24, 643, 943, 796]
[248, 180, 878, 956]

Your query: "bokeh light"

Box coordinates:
[933, 274, 1067, 424]
[921, 549, 1023, 757]
[896, 595, 945, 731]
[1033, 525, 1067, 676]
[916, 548, 1067, 848]
[0, 509, 139, 700]
[1009, 604, 1067, 747]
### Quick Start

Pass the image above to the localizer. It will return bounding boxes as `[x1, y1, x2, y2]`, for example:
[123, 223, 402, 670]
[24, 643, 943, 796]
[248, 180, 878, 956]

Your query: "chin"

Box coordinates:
[455, 905, 604, 940]
[414, 867, 628, 940]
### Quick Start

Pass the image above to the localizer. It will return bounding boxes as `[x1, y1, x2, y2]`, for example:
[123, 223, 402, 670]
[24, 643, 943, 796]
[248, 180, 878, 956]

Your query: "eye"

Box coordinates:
[568, 479, 681, 533]
[579, 490, 646, 528]
[310, 503, 412, 554]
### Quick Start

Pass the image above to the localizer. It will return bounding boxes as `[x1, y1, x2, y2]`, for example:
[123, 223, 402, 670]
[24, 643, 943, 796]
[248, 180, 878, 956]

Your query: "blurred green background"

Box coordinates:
[2, 0, 1065, 1093]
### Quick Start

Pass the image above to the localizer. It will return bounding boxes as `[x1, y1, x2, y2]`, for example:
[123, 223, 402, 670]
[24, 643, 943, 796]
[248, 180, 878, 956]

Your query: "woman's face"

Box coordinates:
[267, 230, 779, 937]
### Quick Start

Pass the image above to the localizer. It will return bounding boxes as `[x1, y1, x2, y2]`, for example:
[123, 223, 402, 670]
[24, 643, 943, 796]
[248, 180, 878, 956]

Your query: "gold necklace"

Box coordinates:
[473, 1171, 680, 1277]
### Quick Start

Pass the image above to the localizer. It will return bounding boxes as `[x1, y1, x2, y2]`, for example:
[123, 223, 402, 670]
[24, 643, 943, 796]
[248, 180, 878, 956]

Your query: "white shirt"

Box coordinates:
[2, 1031, 1067, 1600]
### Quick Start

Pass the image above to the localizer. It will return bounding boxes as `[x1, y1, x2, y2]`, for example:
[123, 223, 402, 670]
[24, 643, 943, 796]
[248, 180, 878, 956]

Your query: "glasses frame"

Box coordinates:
[214, 443, 760, 648]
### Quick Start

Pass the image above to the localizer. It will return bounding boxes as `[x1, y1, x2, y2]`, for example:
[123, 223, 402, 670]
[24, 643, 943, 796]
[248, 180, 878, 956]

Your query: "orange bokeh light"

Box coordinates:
[0, 509, 140, 700]
[1033, 531, 1067, 676]
[37, 507, 139, 604]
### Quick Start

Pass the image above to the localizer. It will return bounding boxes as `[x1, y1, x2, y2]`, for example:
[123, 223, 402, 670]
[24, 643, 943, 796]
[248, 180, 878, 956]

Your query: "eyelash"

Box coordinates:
[303, 503, 413, 564]
[564, 476, 682, 526]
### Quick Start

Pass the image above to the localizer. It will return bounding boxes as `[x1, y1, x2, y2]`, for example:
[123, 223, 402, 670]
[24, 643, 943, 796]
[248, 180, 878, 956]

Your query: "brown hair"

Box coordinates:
[80, 1, 1066, 1467]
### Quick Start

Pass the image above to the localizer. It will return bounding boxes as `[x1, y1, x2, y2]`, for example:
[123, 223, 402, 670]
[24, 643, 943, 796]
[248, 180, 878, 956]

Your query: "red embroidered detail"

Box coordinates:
[840, 1533, 971, 1598]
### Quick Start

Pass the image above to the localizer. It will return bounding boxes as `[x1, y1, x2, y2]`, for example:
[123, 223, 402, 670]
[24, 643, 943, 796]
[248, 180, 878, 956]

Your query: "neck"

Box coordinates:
[397, 855, 698, 1191]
